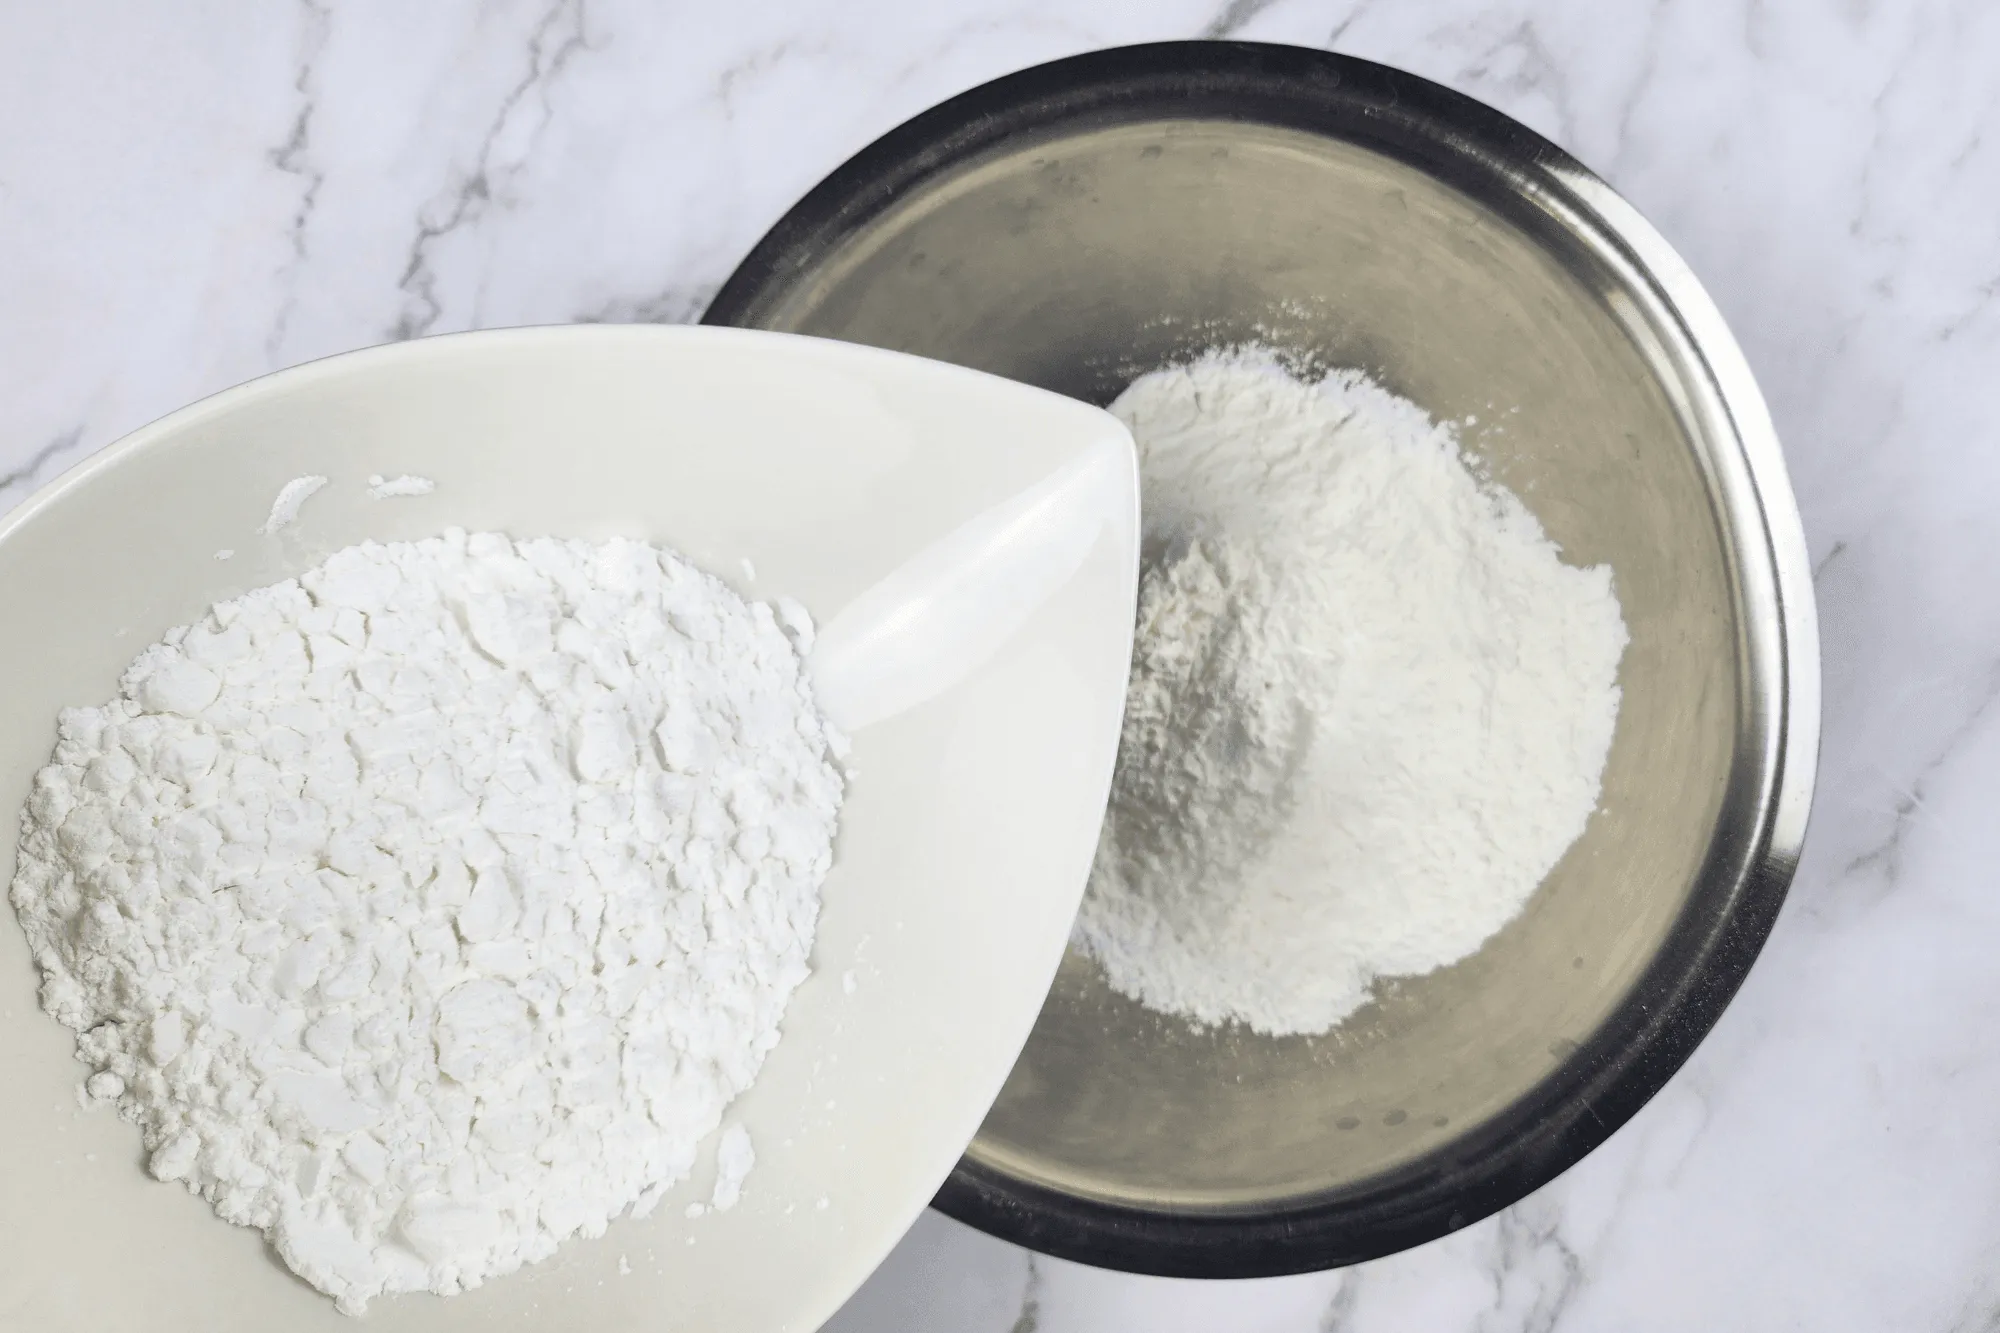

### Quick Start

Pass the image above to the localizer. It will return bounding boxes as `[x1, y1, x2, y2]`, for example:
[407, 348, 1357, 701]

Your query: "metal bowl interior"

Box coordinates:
[705, 43, 1816, 1275]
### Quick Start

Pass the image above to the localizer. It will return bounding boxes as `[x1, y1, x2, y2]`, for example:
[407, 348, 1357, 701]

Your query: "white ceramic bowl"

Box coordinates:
[0, 325, 1138, 1331]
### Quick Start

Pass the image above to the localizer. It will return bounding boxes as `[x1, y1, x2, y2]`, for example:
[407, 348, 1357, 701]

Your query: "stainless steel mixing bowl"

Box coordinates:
[704, 43, 1818, 1275]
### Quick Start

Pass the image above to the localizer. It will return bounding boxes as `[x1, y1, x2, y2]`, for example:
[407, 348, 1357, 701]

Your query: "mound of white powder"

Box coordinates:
[1075, 351, 1628, 1037]
[9, 529, 843, 1313]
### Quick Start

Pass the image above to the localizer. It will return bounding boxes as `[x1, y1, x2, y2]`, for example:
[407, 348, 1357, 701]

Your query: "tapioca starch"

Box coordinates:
[1075, 350, 1627, 1037]
[9, 529, 844, 1313]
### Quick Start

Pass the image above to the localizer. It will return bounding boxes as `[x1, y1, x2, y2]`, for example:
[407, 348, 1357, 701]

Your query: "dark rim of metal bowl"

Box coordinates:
[703, 41, 1815, 1277]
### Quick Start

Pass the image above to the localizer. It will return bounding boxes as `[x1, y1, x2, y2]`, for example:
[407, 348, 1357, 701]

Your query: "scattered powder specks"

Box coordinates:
[709, 1124, 754, 1211]
[367, 474, 436, 499]
[259, 474, 328, 534]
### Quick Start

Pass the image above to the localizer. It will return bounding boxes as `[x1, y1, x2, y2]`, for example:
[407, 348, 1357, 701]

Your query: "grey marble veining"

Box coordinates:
[3, 1, 1997, 1329]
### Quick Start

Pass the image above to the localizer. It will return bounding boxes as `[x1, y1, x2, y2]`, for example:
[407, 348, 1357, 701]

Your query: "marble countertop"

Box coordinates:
[3, 2, 1995, 1329]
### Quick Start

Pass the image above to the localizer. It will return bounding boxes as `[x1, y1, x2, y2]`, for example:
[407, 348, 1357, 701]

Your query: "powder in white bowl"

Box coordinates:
[9, 529, 844, 1313]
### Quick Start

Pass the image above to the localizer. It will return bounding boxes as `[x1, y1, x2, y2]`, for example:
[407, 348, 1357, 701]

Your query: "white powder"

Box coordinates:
[260, 474, 329, 533]
[368, 474, 436, 499]
[1075, 350, 1627, 1037]
[708, 1123, 754, 1211]
[8, 529, 843, 1313]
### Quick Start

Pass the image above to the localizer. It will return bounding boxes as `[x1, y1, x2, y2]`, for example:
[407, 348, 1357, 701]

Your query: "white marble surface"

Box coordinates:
[2, 1, 1996, 1328]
